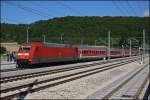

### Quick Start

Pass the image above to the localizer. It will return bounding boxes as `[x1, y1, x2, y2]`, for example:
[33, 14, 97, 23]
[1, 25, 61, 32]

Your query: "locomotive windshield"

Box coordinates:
[19, 46, 31, 51]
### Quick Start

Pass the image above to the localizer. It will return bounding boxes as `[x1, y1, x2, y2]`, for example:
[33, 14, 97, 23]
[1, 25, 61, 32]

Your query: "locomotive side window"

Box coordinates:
[19, 46, 31, 51]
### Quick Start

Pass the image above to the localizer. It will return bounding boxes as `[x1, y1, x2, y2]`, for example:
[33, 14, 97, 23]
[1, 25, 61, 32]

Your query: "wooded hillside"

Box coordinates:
[1, 16, 149, 48]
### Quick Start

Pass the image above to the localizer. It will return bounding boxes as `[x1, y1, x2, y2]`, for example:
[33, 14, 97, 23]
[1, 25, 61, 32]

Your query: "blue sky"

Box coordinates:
[1, 1, 149, 24]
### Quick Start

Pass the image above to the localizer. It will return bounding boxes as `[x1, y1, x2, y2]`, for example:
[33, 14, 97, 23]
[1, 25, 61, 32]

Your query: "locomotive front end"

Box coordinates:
[16, 44, 31, 68]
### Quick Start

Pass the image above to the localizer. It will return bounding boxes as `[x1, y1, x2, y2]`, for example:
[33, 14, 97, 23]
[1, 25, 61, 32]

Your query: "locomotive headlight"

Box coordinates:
[17, 53, 29, 56]
[17, 53, 23, 56]
[24, 53, 29, 56]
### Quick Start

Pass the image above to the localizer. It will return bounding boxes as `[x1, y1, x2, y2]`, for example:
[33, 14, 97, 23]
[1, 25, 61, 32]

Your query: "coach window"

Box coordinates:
[85, 50, 87, 54]
[83, 50, 85, 54]
[88, 50, 90, 54]
[84, 50, 86, 54]
[85, 50, 88, 54]
[80, 50, 82, 54]
[92, 50, 94, 54]
[96, 51, 98, 54]
[89, 50, 91, 54]
[99, 51, 101, 54]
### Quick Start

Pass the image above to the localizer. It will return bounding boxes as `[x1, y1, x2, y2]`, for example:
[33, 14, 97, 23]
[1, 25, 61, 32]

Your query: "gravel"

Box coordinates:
[24, 58, 145, 99]
[1, 58, 126, 91]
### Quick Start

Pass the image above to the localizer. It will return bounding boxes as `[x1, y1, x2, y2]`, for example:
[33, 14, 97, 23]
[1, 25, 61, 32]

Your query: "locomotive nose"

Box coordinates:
[16, 52, 30, 59]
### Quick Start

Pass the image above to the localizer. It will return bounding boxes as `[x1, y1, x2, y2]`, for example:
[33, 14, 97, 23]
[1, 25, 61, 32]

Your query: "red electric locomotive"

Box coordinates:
[16, 42, 78, 68]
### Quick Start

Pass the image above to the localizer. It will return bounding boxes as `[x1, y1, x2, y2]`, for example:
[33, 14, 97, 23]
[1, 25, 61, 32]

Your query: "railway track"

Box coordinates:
[0, 68, 21, 72]
[102, 63, 149, 99]
[1, 56, 140, 83]
[1, 56, 141, 74]
[1, 57, 140, 99]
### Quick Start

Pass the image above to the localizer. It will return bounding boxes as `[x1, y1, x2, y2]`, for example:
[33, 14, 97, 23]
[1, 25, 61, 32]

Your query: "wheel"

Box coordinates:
[16, 64, 22, 69]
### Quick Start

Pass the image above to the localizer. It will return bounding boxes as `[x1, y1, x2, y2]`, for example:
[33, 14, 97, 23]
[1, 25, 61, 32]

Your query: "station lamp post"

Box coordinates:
[129, 40, 132, 57]
[81, 39, 83, 45]
[122, 45, 124, 56]
[43, 34, 46, 43]
[60, 33, 64, 44]
[26, 26, 30, 43]
[143, 29, 145, 64]
[95, 40, 97, 46]
[108, 31, 111, 60]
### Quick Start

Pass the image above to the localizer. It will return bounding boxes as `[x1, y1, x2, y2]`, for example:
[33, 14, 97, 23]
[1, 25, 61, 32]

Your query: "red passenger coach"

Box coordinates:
[78, 47, 107, 60]
[110, 49, 122, 58]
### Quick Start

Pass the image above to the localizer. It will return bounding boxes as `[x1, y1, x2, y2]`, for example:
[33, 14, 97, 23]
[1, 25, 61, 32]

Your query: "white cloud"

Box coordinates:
[144, 9, 149, 16]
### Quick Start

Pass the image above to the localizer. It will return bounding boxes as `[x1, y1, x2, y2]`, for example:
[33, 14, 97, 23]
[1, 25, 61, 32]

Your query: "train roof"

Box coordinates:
[42, 42, 121, 50]
[43, 42, 71, 48]
[19, 42, 123, 51]
[42, 42, 106, 48]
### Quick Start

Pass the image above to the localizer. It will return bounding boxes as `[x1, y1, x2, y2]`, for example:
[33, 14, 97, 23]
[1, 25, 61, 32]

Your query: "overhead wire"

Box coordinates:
[56, 1, 83, 15]
[112, 0, 145, 46]
[125, 1, 146, 45]
[112, 0, 128, 16]
[135, 2, 143, 17]
[115, 0, 133, 16]
[56, 1, 84, 44]
[29, 1, 59, 16]
[126, 0, 138, 16]
[1, 17, 24, 24]
[4, 1, 53, 18]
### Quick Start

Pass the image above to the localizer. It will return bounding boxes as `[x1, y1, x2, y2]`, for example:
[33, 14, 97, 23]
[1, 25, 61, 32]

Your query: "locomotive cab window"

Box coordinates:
[19, 46, 31, 51]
